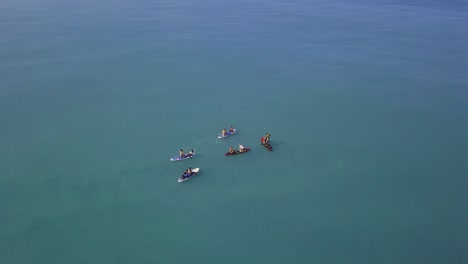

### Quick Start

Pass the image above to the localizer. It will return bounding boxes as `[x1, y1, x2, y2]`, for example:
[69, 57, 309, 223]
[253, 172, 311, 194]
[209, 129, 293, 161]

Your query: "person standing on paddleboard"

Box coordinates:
[265, 133, 271, 146]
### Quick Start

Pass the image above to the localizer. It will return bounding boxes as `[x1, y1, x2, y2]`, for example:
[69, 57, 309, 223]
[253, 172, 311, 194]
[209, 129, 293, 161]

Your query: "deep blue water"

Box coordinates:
[1, 0, 467, 263]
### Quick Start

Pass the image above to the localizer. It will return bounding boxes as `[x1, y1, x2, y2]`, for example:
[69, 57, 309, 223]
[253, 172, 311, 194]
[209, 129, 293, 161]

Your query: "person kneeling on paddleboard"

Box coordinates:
[182, 167, 192, 179]
[229, 126, 235, 133]
[221, 128, 227, 137]
[229, 146, 235, 154]
[179, 149, 184, 158]
[261, 136, 266, 146]
[239, 143, 245, 152]
[188, 149, 193, 156]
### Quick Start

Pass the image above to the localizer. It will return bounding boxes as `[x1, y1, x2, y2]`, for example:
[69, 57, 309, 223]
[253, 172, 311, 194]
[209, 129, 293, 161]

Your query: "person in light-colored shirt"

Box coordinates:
[239, 144, 244, 152]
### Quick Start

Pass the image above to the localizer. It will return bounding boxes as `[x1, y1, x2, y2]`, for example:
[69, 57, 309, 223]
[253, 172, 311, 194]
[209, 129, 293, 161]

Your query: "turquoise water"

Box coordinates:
[1, 0, 467, 263]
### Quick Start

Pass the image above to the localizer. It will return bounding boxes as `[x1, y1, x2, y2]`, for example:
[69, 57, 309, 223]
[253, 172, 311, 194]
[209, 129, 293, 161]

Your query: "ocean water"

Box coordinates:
[1, 0, 467, 263]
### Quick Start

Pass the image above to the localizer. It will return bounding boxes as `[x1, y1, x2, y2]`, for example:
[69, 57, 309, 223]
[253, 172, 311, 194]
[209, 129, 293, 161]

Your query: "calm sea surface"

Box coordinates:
[1, 0, 467, 263]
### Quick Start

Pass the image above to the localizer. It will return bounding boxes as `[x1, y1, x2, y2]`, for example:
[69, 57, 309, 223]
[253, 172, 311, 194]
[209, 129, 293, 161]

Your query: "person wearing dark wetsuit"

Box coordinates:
[182, 167, 192, 179]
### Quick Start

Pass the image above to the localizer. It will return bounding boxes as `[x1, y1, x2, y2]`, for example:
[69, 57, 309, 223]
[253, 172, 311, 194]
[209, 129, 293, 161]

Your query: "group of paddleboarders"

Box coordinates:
[226, 133, 271, 153]
[175, 126, 272, 182]
[180, 129, 270, 156]
[221, 126, 235, 137]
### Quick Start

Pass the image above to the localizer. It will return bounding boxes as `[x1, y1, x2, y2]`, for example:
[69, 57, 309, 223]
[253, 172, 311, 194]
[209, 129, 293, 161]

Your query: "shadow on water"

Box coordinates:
[270, 141, 284, 146]
[258, 141, 284, 149]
